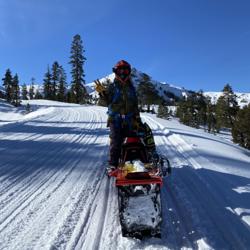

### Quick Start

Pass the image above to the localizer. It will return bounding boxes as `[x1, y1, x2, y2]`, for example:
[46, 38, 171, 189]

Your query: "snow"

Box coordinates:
[233, 184, 250, 194]
[134, 160, 146, 171]
[0, 86, 5, 93]
[0, 99, 56, 126]
[123, 193, 161, 231]
[85, 68, 189, 100]
[86, 71, 250, 108]
[15, 69, 250, 107]
[0, 99, 250, 249]
[205, 91, 250, 108]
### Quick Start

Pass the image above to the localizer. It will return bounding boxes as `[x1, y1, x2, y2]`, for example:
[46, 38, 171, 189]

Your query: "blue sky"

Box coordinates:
[0, 0, 250, 92]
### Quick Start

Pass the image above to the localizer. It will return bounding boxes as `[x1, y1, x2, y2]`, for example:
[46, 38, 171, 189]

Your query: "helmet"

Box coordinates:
[113, 60, 131, 82]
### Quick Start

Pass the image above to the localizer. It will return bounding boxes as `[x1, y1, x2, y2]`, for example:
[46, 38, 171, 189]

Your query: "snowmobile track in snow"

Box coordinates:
[143, 114, 250, 249]
[0, 104, 249, 250]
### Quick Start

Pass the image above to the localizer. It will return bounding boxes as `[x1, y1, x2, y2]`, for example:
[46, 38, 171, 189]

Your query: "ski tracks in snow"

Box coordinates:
[143, 114, 250, 250]
[1, 105, 250, 250]
[0, 106, 114, 249]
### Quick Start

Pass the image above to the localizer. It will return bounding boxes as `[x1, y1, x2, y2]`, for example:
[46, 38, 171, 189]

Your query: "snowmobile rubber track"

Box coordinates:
[118, 185, 162, 238]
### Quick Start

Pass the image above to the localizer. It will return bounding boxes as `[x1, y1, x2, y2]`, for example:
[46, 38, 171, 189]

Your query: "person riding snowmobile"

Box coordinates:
[94, 60, 158, 170]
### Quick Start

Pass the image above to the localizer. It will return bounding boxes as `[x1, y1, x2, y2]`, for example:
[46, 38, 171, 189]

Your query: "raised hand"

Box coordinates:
[94, 79, 106, 94]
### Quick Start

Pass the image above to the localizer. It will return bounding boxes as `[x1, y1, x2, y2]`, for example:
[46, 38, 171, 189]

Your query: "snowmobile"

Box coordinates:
[108, 136, 171, 238]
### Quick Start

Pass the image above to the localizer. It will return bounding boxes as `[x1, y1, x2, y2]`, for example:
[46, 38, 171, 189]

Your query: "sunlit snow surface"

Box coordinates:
[0, 99, 250, 250]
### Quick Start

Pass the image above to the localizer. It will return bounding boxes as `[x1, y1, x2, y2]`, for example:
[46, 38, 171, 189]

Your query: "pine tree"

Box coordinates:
[12, 74, 21, 106]
[51, 61, 60, 100]
[34, 90, 43, 99]
[43, 66, 53, 100]
[196, 90, 208, 128]
[137, 74, 160, 112]
[57, 65, 67, 102]
[232, 104, 250, 149]
[69, 34, 88, 104]
[2, 69, 13, 103]
[215, 96, 226, 131]
[66, 91, 73, 103]
[29, 77, 35, 100]
[215, 84, 239, 131]
[206, 98, 216, 133]
[176, 92, 208, 129]
[21, 84, 28, 100]
[177, 93, 198, 127]
[157, 102, 169, 119]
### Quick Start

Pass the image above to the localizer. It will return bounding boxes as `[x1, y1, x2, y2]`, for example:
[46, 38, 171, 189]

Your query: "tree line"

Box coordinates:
[176, 84, 250, 149]
[1, 35, 249, 149]
[2, 69, 21, 107]
[1, 34, 88, 105]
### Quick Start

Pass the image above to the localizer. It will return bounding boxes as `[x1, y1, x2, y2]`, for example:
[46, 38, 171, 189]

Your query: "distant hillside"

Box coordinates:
[85, 68, 189, 102]
[204, 92, 250, 108]
[1, 69, 249, 107]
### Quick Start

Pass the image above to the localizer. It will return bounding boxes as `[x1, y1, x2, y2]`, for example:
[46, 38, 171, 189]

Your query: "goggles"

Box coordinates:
[115, 67, 130, 75]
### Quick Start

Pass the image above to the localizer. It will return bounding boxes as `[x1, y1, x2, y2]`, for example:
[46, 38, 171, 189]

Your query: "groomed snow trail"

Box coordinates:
[0, 102, 250, 250]
[0, 104, 116, 250]
[142, 114, 250, 250]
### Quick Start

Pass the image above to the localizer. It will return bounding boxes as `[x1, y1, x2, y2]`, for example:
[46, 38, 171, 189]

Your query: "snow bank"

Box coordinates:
[0, 99, 65, 125]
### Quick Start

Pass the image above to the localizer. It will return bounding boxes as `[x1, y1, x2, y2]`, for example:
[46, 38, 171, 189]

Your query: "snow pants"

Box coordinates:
[109, 122, 131, 167]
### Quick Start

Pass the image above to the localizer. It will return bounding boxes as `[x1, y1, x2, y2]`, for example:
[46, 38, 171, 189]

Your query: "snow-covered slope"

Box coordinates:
[85, 68, 188, 100]
[0, 99, 63, 126]
[87, 70, 250, 106]
[26, 84, 44, 93]
[131, 68, 187, 99]
[205, 91, 250, 108]
[0, 100, 250, 249]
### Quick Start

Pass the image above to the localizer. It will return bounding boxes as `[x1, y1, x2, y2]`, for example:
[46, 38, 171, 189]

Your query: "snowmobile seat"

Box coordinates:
[121, 137, 149, 163]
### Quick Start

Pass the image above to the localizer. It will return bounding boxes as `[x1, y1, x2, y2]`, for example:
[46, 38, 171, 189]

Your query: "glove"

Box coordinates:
[94, 79, 106, 95]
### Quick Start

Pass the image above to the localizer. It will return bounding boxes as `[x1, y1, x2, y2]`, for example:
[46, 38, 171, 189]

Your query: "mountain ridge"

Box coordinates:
[1, 68, 249, 106]
[86, 68, 250, 106]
